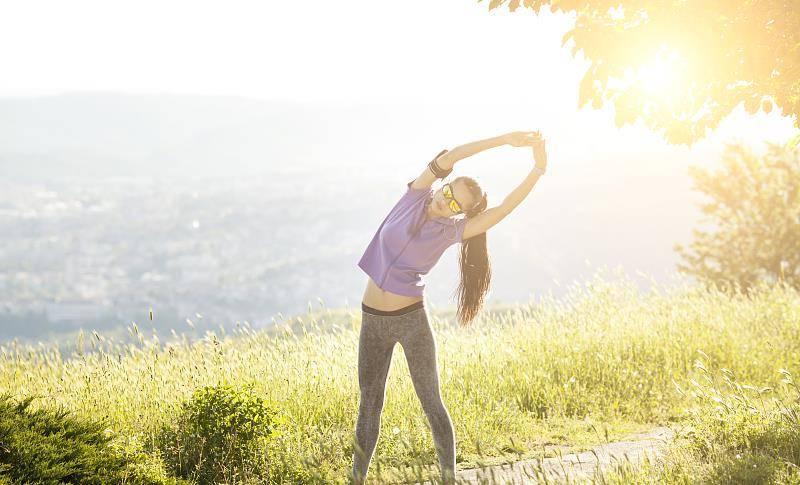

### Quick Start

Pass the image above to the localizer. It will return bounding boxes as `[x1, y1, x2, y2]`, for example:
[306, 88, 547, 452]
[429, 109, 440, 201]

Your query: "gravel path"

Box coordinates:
[402, 426, 675, 484]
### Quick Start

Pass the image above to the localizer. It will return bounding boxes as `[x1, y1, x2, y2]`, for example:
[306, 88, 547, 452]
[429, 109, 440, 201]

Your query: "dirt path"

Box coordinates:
[405, 426, 675, 484]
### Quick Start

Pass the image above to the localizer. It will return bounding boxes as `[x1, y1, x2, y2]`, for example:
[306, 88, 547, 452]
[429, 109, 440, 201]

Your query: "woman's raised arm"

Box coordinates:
[499, 136, 547, 213]
[436, 131, 539, 170]
[438, 131, 542, 169]
[436, 134, 505, 170]
[460, 135, 547, 240]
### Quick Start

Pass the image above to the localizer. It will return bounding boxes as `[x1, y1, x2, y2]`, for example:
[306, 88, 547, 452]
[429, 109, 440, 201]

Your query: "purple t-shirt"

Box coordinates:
[357, 179, 468, 297]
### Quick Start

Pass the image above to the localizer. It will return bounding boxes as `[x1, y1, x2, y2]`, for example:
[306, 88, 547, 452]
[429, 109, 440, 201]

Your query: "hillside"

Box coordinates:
[1, 269, 797, 483]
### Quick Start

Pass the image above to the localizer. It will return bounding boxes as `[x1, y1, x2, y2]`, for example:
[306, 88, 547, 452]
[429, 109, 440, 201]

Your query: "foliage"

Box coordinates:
[674, 142, 800, 292]
[0, 392, 184, 484]
[481, 0, 800, 145]
[156, 383, 281, 484]
[1, 268, 799, 482]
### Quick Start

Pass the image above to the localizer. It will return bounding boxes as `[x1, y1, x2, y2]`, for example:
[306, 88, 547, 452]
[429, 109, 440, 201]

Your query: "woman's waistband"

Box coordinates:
[362, 300, 424, 316]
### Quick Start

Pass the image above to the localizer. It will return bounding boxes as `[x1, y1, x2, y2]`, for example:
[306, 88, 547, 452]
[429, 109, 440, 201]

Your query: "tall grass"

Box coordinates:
[603, 364, 800, 484]
[0, 266, 797, 483]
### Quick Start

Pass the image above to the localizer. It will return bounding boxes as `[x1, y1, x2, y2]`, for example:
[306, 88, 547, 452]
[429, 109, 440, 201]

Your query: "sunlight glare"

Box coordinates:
[630, 48, 685, 99]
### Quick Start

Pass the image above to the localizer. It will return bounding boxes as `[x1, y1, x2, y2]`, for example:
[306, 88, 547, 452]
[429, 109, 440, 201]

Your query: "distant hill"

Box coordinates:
[0, 92, 396, 180]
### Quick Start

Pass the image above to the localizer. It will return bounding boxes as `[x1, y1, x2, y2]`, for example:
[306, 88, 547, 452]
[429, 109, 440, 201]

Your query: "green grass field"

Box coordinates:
[1, 267, 798, 483]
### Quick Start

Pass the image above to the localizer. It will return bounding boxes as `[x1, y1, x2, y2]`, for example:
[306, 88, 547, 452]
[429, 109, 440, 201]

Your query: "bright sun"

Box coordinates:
[621, 47, 686, 100]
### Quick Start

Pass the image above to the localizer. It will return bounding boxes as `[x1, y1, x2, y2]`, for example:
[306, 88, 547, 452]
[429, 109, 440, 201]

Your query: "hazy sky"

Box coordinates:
[1, 0, 578, 104]
[1, 0, 797, 317]
[1, 0, 796, 151]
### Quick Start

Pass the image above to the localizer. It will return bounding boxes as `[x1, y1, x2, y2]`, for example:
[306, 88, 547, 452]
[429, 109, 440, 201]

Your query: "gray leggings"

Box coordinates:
[351, 303, 456, 483]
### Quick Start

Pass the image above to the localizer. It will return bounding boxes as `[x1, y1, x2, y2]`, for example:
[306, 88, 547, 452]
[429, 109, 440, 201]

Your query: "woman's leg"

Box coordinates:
[352, 312, 397, 484]
[399, 309, 456, 483]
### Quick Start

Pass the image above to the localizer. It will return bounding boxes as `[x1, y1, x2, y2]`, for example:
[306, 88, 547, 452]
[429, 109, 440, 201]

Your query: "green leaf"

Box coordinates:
[744, 96, 759, 114]
[787, 132, 800, 150]
[501, 1, 800, 145]
[578, 71, 594, 108]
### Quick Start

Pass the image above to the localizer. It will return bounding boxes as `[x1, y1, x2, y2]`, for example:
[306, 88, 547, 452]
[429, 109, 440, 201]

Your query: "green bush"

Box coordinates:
[0, 392, 184, 484]
[675, 141, 800, 293]
[157, 383, 280, 484]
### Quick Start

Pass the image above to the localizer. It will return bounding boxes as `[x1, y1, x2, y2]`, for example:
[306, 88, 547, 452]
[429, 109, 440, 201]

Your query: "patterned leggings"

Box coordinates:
[351, 301, 456, 484]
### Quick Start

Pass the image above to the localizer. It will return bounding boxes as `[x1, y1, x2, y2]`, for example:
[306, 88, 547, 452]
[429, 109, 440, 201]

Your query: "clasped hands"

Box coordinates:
[503, 130, 547, 169]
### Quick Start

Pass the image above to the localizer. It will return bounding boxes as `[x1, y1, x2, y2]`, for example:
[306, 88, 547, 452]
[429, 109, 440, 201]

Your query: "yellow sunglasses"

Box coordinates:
[442, 183, 463, 214]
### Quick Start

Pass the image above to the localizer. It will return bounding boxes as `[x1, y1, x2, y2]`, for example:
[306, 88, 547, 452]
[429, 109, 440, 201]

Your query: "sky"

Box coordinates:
[0, 0, 579, 104]
[0, 0, 796, 154]
[1, 0, 798, 320]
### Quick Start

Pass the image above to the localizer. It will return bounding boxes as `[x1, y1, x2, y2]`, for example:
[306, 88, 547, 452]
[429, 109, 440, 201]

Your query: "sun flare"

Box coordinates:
[628, 48, 686, 99]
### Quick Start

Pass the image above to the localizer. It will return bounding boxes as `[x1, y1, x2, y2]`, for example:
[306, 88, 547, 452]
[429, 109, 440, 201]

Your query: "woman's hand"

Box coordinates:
[503, 130, 541, 148]
[531, 133, 547, 169]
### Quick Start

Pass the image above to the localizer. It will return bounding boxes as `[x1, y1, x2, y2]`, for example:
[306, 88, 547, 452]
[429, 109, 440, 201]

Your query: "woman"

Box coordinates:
[351, 131, 548, 484]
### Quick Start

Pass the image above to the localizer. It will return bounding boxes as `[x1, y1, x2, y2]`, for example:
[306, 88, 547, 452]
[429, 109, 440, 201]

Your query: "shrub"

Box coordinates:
[157, 383, 281, 484]
[0, 392, 183, 484]
[675, 141, 800, 293]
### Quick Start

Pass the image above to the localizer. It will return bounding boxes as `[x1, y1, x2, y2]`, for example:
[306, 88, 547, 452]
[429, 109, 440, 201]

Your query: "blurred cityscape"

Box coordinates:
[0, 171, 371, 344]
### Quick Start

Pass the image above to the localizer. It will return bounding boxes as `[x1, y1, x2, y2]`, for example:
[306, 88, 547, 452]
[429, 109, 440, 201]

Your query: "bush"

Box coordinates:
[675, 141, 800, 293]
[0, 392, 184, 484]
[157, 383, 281, 484]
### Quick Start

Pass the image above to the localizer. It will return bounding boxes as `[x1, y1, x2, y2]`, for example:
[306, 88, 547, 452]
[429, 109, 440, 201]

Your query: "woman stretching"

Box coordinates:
[351, 131, 548, 484]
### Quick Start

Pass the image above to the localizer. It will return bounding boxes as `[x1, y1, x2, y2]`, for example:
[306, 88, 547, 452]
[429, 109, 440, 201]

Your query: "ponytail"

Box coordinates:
[451, 177, 491, 327]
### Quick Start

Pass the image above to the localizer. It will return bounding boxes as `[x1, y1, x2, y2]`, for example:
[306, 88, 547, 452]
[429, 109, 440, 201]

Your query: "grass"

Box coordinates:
[0, 265, 798, 483]
[602, 365, 800, 484]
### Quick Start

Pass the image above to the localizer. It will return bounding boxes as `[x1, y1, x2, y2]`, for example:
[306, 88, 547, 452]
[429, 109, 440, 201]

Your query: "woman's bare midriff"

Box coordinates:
[362, 277, 423, 311]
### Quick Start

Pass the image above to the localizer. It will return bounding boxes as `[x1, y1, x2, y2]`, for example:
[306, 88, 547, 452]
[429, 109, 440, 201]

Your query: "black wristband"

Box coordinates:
[428, 159, 452, 178]
[428, 149, 452, 179]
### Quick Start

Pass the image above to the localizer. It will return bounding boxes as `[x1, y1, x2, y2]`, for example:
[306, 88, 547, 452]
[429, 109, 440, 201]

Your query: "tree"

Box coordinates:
[673, 142, 800, 292]
[482, 0, 800, 145]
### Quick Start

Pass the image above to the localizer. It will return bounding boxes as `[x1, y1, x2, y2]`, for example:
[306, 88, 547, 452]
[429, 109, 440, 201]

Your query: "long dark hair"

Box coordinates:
[450, 176, 491, 328]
